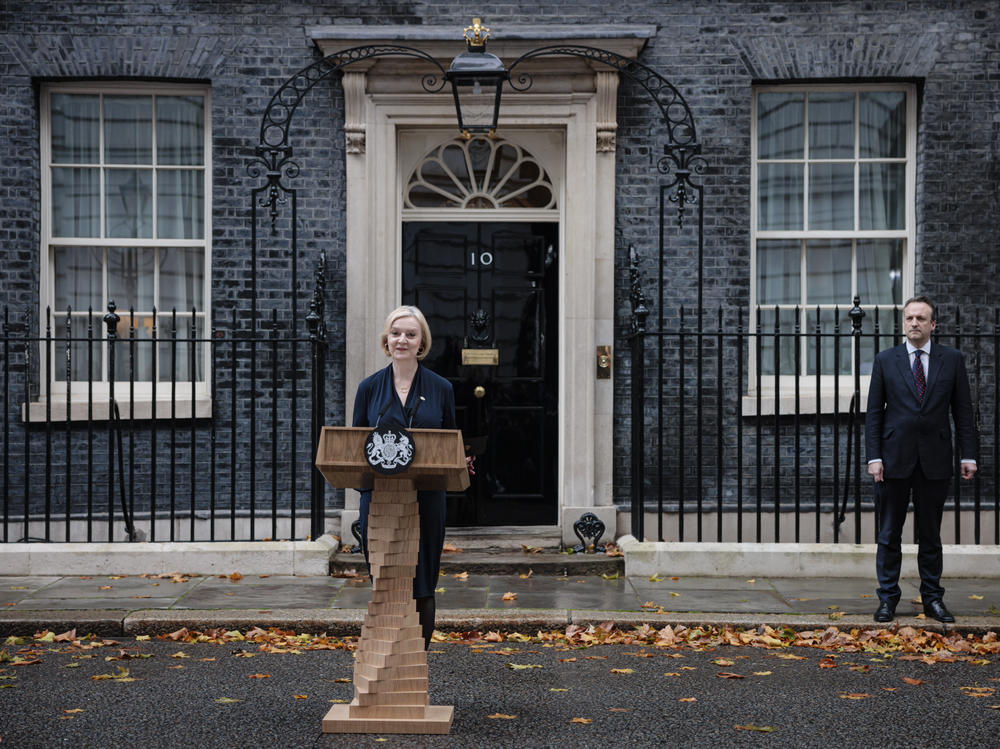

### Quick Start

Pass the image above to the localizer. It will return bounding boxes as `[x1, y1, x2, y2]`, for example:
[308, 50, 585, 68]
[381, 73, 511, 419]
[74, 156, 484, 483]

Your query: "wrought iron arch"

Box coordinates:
[250, 45, 448, 233]
[506, 45, 708, 228]
[258, 45, 447, 150]
[247, 42, 710, 542]
[508, 45, 698, 144]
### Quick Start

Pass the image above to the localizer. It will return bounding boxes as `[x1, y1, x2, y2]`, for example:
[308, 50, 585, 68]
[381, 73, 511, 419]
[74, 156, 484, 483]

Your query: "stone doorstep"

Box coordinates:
[331, 549, 625, 577]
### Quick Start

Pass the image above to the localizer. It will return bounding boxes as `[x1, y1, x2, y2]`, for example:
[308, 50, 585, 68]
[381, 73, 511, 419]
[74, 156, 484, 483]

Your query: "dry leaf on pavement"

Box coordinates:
[960, 686, 995, 698]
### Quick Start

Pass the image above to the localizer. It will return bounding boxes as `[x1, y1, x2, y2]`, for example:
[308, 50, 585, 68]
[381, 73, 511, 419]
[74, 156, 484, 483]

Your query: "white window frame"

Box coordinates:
[748, 82, 916, 415]
[34, 81, 212, 421]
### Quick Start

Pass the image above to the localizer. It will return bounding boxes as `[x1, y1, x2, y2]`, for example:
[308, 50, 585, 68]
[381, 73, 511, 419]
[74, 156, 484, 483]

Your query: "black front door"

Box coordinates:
[402, 221, 558, 526]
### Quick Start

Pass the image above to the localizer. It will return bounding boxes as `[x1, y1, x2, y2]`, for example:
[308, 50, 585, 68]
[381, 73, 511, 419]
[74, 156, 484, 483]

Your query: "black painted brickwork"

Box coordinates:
[0, 2, 998, 527]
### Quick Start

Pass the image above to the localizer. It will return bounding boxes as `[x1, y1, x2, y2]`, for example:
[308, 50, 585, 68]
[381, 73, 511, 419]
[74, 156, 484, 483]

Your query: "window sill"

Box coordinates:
[23, 396, 213, 423]
[742, 387, 870, 417]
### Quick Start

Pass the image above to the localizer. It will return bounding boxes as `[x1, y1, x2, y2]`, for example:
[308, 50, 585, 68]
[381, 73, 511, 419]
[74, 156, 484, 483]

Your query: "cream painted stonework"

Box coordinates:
[309, 25, 654, 543]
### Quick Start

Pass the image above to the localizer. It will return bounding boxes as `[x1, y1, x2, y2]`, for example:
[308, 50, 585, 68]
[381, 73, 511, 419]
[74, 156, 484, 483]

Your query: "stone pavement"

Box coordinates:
[2, 555, 999, 637]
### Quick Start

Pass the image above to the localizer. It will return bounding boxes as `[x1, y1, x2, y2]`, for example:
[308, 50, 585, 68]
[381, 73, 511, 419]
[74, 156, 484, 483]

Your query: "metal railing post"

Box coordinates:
[103, 301, 119, 542]
[307, 299, 324, 541]
[850, 296, 865, 542]
[628, 246, 649, 540]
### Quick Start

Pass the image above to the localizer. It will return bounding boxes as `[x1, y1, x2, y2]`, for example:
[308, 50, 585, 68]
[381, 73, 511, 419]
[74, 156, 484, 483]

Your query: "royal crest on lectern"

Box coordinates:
[364, 424, 416, 474]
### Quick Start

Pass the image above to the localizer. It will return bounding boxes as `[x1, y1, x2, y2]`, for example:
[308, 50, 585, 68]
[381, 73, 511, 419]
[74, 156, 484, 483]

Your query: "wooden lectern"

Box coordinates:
[315, 426, 470, 734]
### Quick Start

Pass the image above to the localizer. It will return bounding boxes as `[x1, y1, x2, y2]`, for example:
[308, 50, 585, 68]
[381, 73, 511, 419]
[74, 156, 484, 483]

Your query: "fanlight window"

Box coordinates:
[405, 136, 556, 209]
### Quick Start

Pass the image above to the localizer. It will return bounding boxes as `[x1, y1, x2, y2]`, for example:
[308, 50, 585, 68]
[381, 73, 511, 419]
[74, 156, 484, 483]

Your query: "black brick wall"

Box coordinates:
[1, 1, 998, 532]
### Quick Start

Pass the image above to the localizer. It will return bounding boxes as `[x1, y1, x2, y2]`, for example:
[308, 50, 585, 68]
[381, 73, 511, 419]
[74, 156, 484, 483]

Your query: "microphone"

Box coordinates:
[407, 395, 426, 429]
[408, 396, 426, 428]
[374, 399, 392, 427]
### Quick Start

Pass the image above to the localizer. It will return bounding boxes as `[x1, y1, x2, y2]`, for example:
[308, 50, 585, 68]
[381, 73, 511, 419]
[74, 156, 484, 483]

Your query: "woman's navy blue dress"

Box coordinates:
[352, 363, 456, 598]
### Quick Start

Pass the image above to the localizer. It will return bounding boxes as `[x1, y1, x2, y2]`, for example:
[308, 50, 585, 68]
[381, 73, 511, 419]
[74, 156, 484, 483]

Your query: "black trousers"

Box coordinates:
[875, 463, 949, 606]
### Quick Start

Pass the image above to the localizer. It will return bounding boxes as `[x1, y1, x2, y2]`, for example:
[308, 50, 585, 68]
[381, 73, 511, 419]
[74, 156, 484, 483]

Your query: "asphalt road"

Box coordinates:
[2, 633, 998, 748]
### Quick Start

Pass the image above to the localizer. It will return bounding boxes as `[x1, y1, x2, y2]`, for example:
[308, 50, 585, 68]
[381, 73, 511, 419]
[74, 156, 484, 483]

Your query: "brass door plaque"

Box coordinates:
[462, 348, 499, 366]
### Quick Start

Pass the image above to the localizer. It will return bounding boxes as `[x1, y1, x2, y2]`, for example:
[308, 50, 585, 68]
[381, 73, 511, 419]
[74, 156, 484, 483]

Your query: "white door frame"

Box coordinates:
[311, 25, 654, 542]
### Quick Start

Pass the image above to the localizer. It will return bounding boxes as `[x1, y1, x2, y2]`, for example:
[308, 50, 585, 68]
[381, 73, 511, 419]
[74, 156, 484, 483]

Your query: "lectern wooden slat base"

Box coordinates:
[315, 426, 469, 735]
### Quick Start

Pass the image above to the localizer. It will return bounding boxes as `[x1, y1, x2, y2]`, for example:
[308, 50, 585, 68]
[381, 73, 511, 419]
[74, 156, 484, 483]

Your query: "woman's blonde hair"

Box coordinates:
[380, 305, 432, 360]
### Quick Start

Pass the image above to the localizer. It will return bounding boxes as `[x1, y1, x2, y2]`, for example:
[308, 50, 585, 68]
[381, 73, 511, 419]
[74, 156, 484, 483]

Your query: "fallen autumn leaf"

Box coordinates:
[735, 723, 775, 732]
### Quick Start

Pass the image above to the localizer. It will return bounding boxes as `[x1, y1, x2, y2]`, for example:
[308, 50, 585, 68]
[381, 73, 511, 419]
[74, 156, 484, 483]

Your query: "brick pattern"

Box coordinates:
[0, 1, 998, 520]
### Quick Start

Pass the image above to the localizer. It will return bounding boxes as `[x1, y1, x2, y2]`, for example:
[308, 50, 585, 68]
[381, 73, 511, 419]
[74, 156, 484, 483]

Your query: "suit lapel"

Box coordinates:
[892, 344, 921, 404]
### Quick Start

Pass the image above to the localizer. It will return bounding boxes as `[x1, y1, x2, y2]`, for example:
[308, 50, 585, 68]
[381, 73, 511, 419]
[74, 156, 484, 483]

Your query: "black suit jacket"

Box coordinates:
[865, 342, 977, 480]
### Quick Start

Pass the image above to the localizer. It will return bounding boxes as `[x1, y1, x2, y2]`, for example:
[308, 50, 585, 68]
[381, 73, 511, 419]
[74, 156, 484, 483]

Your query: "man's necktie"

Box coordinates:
[913, 349, 926, 402]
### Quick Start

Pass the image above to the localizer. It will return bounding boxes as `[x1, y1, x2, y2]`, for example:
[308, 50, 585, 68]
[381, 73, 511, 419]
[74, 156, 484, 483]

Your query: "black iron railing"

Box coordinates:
[627, 293, 999, 546]
[1, 269, 329, 543]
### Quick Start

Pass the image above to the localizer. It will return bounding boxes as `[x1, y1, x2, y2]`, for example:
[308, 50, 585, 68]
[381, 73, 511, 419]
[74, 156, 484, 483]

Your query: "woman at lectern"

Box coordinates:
[352, 305, 470, 649]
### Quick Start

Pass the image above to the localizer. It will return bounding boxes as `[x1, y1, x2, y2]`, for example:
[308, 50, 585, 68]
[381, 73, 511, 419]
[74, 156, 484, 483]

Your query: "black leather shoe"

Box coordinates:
[924, 599, 955, 623]
[873, 601, 895, 622]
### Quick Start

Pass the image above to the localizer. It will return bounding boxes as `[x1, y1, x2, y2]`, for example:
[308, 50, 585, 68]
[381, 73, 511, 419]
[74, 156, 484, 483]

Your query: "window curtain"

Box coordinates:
[157, 96, 205, 239]
[158, 248, 204, 381]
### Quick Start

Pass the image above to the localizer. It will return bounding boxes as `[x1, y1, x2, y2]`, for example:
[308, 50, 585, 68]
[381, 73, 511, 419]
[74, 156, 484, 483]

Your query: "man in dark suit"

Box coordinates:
[865, 296, 978, 623]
